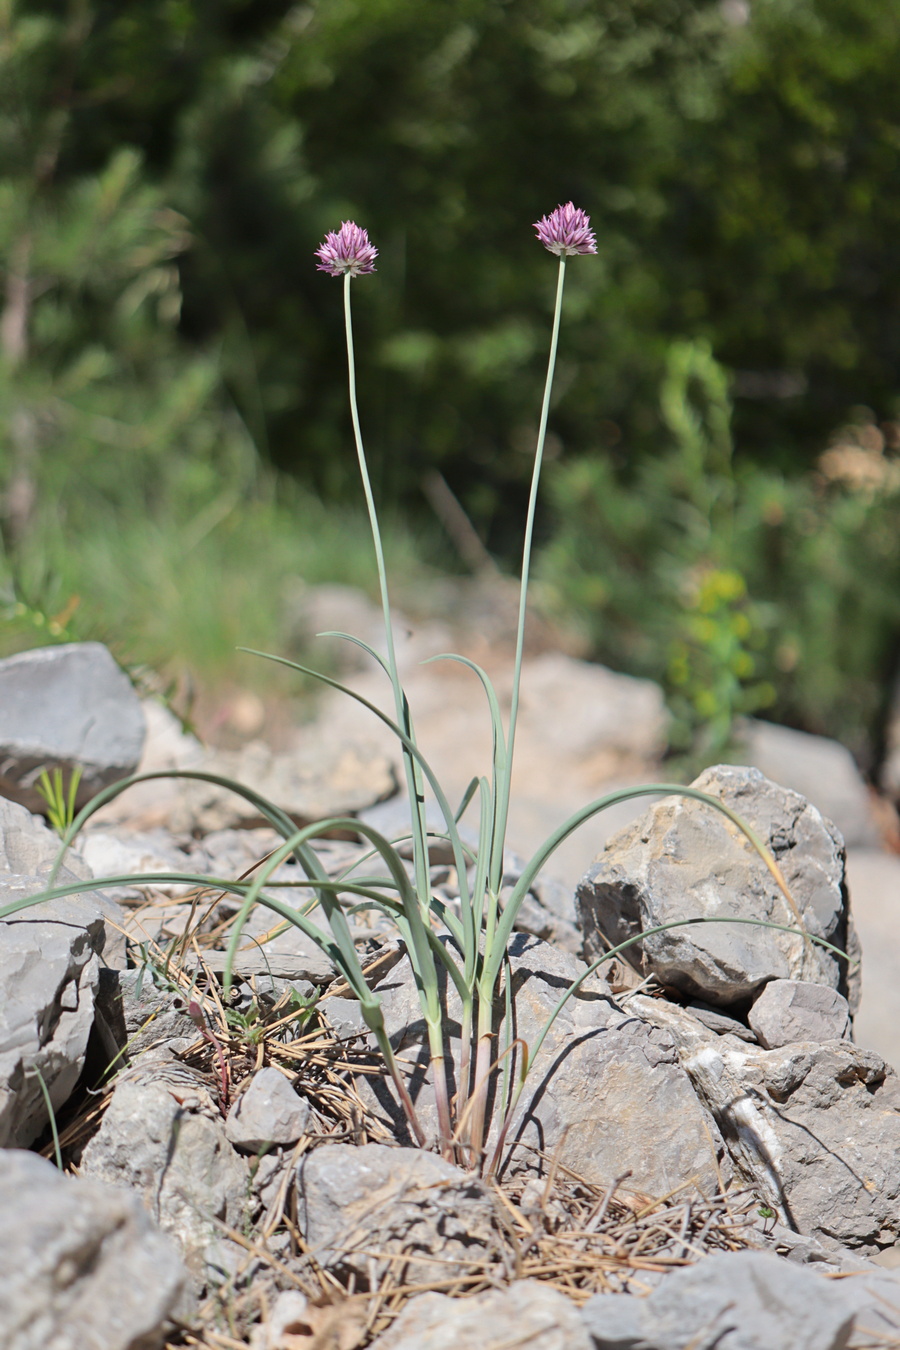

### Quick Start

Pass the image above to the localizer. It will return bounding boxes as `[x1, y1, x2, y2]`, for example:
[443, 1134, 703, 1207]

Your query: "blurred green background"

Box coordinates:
[2, 0, 899, 770]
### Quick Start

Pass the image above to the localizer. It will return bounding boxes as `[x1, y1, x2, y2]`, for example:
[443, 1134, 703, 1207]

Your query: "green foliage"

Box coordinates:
[173, 0, 732, 532]
[540, 346, 900, 762]
[0, 0, 434, 688]
[666, 0, 900, 458]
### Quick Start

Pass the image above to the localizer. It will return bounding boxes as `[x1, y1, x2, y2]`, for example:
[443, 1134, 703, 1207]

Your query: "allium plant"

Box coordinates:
[4, 206, 848, 1174]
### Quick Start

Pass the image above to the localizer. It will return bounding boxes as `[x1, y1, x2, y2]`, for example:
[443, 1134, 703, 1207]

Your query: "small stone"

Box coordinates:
[225, 1067, 310, 1152]
[749, 979, 851, 1049]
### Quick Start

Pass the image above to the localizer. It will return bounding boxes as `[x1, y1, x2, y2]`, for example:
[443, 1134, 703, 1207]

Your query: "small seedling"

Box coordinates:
[35, 765, 83, 838]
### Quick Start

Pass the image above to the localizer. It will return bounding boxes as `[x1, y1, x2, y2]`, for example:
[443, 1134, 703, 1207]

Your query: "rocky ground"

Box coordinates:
[1, 606, 900, 1350]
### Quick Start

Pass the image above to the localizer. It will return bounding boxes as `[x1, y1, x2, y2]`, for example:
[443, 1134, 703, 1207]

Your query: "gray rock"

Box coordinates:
[0, 1149, 187, 1350]
[165, 736, 397, 834]
[684, 1001, 758, 1042]
[517, 651, 669, 761]
[97, 966, 202, 1062]
[78, 827, 207, 900]
[0, 797, 128, 1143]
[882, 672, 900, 799]
[577, 765, 858, 1010]
[502, 851, 582, 954]
[580, 1249, 857, 1350]
[370, 1280, 591, 1350]
[296, 1142, 498, 1287]
[1, 794, 75, 874]
[736, 718, 880, 848]
[748, 979, 851, 1049]
[843, 848, 900, 1073]
[182, 939, 337, 985]
[80, 1071, 248, 1287]
[0, 883, 111, 1146]
[0, 642, 145, 813]
[285, 581, 388, 673]
[0, 795, 127, 965]
[630, 993, 900, 1249]
[225, 1066, 310, 1152]
[352, 936, 730, 1197]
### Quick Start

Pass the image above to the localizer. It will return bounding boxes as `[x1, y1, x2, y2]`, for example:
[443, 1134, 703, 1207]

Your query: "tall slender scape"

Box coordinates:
[316, 219, 455, 1145]
[468, 203, 598, 1156]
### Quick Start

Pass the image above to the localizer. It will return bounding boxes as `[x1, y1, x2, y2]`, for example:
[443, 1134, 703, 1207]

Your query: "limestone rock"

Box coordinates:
[580, 1249, 858, 1350]
[0, 642, 145, 813]
[576, 765, 858, 1010]
[0, 888, 103, 1146]
[370, 1280, 591, 1350]
[882, 672, 900, 800]
[0, 800, 127, 1146]
[748, 979, 851, 1049]
[630, 993, 900, 1250]
[78, 827, 209, 901]
[0, 798, 127, 1144]
[843, 848, 900, 1072]
[80, 1072, 248, 1286]
[225, 1067, 310, 1152]
[296, 1143, 498, 1288]
[0, 1149, 187, 1350]
[165, 737, 397, 834]
[518, 651, 669, 761]
[97, 967, 205, 1062]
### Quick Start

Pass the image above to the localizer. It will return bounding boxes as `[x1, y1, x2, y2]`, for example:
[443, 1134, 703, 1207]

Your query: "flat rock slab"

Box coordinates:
[580, 1249, 859, 1350]
[0, 1148, 186, 1350]
[0, 642, 145, 813]
[297, 1142, 498, 1288]
[370, 1279, 592, 1350]
[577, 765, 858, 1010]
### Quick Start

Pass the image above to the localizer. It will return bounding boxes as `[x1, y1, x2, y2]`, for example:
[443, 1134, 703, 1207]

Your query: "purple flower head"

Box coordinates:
[533, 202, 597, 257]
[315, 221, 378, 277]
